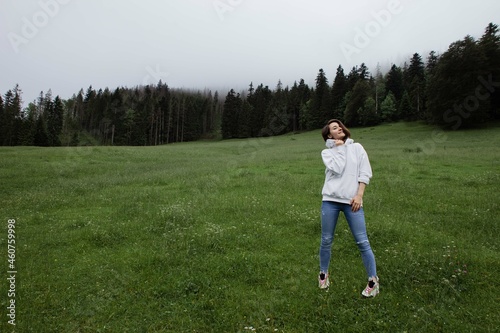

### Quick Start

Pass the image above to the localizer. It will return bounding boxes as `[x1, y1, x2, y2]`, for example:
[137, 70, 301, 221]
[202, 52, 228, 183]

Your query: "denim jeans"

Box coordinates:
[319, 200, 377, 278]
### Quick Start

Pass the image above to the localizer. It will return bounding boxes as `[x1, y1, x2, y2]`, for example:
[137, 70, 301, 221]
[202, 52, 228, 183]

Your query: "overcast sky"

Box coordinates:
[1, 0, 499, 105]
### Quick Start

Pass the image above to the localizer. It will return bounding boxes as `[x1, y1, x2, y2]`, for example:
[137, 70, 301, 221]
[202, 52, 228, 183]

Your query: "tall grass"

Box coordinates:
[0, 121, 499, 332]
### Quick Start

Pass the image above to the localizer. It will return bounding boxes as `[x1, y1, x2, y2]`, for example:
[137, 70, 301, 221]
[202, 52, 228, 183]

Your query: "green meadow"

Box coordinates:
[0, 121, 499, 332]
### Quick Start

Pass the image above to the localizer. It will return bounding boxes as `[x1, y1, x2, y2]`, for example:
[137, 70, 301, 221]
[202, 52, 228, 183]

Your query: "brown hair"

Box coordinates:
[321, 119, 351, 142]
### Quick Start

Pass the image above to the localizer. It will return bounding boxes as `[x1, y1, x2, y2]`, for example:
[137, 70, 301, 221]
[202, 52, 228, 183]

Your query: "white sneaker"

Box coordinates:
[361, 276, 379, 297]
[318, 272, 330, 289]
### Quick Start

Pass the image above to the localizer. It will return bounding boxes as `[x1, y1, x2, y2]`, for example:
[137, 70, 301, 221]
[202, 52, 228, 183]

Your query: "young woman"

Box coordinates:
[318, 119, 379, 297]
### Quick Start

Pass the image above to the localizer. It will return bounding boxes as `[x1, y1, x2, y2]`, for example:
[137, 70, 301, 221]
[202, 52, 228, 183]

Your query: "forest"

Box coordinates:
[1, 23, 499, 146]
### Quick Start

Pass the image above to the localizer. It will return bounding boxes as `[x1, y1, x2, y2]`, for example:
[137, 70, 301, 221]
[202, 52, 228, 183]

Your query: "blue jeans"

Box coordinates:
[319, 201, 377, 278]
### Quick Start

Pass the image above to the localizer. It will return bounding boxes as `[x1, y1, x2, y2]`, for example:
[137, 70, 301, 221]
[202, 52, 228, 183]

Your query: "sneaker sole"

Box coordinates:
[362, 287, 379, 298]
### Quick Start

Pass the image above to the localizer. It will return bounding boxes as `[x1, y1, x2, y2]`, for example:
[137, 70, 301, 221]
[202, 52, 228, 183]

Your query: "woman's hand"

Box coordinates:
[350, 194, 363, 212]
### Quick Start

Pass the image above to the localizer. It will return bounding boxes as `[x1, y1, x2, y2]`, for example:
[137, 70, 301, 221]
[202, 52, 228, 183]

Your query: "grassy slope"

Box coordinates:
[0, 121, 499, 332]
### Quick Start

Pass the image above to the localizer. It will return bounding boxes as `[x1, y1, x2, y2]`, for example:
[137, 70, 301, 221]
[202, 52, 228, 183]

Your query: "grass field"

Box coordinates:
[0, 121, 499, 332]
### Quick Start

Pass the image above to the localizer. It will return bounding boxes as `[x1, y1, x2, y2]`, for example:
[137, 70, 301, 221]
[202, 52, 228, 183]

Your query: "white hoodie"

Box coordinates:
[321, 138, 372, 204]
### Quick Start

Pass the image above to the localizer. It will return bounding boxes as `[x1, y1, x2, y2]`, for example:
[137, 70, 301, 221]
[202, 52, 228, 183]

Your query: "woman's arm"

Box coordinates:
[321, 145, 347, 175]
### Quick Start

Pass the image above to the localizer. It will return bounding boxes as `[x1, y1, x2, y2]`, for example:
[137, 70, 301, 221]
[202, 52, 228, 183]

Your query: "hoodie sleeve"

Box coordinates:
[357, 144, 373, 184]
[321, 146, 347, 175]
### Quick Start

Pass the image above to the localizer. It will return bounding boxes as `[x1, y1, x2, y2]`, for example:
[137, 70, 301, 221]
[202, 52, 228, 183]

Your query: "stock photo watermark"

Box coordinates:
[7, 0, 72, 53]
[213, 0, 244, 21]
[340, 0, 403, 63]
[6, 219, 17, 326]
[443, 74, 500, 130]
[142, 65, 170, 86]
[415, 74, 500, 155]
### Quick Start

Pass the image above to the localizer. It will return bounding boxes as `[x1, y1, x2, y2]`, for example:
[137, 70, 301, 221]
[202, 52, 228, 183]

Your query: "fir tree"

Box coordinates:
[385, 64, 404, 109]
[380, 92, 397, 122]
[478, 23, 500, 118]
[331, 65, 348, 120]
[407, 53, 426, 120]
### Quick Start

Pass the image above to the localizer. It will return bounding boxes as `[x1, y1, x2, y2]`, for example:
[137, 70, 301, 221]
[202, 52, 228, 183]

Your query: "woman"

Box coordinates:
[318, 119, 379, 297]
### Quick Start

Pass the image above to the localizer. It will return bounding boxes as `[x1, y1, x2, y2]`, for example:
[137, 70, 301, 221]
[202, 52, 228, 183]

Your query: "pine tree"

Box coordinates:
[34, 114, 49, 146]
[19, 102, 36, 145]
[374, 63, 386, 112]
[359, 97, 379, 126]
[239, 99, 252, 138]
[424, 51, 440, 121]
[385, 64, 404, 111]
[83, 86, 96, 132]
[478, 23, 500, 119]
[1, 86, 23, 146]
[380, 92, 397, 122]
[289, 79, 311, 131]
[40, 93, 64, 146]
[426, 51, 439, 74]
[331, 65, 348, 120]
[0, 95, 4, 145]
[344, 80, 371, 126]
[427, 35, 488, 129]
[221, 89, 238, 139]
[358, 63, 370, 80]
[407, 53, 426, 120]
[311, 69, 330, 128]
[249, 84, 272, 136]
[266, 80, 290, 136]
[346, 66, 360, 92]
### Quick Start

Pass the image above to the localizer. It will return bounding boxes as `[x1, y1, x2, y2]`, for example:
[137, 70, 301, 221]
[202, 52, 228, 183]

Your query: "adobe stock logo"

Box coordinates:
[213, 0, 243, 21]
[142, 65, 170, 86]
[340, 0, 403, 63]
[7, 0, 72, 53]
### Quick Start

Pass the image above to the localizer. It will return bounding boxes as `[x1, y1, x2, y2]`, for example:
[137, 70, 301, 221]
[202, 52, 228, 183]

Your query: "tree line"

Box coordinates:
[1, 23, 498, 146]
[0, 83, 221, 146]
[221, 23, 500, 139]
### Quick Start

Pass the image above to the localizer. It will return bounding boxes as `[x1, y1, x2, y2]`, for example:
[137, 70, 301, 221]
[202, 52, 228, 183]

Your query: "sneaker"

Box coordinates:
[361, 276, 379, 297]
[318, 272, 330, 289]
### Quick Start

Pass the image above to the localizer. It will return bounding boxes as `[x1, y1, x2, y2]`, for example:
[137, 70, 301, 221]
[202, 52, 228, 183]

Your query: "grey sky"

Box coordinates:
[1, 0, 499, 105]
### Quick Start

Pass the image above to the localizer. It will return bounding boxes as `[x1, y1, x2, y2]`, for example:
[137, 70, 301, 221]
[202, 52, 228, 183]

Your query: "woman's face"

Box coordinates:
[328, 122, 346, 140]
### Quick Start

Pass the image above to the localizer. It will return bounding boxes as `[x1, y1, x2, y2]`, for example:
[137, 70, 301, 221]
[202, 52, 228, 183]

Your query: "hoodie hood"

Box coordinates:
[325, 138, 354, 148]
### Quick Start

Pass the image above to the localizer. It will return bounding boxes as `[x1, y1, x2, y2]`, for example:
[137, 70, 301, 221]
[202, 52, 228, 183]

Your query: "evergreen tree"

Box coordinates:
[1, 86, 23, 146]
[83, 86, 96, 132]
[311, 69, 330, 128]
[426, 51, 439, 74]
[478, 23, 500, 118]
[407, 53, 426, 120]
[374, 63, 386, 112]
[359, 97, 379, 126]
[385, 64, 404, 109]
[19, 103, 36, 145]
[0, 95, 4, 144]
[289, 79, 311, 131]
[74, 89, 85, 129]
[266, 80, 291, 135]
[46, 95, 64, 146]
[344, 80, 371, 126]
[239, 99, 252, 138]
[331, 65, 348, 120]
[427, 35, 488, 129]
[221, 89, 239, 139]
[380, 92, 397, 122]
[346, 66, 361, 92]
[34, 114, 49, 146]
[358, 63, 370, 80]
[424, 51, 440, 121]
[249, 84, 272, 136]
[399, 90, 412, 120]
